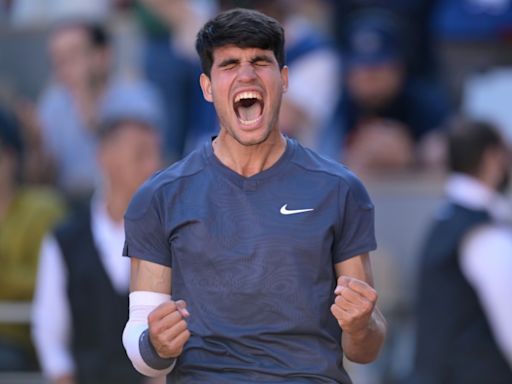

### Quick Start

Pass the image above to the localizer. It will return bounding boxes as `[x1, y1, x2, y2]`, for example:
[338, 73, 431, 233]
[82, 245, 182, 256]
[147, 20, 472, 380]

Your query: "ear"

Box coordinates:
[199, 73, 213, 103]
[281, 65, 289, 93]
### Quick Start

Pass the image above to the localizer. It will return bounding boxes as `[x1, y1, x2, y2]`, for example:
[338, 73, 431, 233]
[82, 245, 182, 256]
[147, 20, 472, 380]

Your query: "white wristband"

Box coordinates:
[122, 291, 176, 377]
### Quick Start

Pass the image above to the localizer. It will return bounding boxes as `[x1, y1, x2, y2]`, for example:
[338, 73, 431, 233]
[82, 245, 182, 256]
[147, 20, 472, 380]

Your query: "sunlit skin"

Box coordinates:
[199, 45, 289, 176]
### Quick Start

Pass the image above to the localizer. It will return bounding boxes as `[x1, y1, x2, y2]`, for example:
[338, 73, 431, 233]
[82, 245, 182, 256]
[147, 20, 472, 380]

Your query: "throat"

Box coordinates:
[213, 133, 287, 177]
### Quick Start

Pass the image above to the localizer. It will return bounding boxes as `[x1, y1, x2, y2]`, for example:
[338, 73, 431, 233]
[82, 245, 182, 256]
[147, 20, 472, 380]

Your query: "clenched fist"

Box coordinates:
[330, 276, 378, 335]
[148, 300, 191, 359]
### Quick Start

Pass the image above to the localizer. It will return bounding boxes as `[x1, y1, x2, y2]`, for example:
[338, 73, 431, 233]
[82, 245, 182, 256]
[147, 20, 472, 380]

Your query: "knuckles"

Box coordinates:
[162, 330, 191, 357]
[148, 316, 191, 357]
[145, 300, 192, 359]
[367, 290, 378, 303]
[148, 301, 177, 323]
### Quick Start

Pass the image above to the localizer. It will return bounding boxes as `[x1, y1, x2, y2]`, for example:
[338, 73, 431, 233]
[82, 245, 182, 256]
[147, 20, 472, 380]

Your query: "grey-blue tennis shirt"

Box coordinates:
[124, 137, 376, 384]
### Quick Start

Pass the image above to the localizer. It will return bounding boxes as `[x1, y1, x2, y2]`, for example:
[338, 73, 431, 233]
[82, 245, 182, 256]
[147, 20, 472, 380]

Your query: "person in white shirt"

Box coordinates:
[414, 118, 512, 383]
[31, 90, 163, 384]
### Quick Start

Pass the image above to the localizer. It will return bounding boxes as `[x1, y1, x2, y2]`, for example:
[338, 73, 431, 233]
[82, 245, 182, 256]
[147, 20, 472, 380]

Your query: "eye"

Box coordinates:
[218, 59, 238, 71]
[254, 60, 270, 67]
[222, 63, 237, 70]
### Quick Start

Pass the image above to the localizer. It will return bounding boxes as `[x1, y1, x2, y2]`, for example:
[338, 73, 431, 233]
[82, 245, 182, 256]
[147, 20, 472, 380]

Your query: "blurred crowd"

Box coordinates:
[0, 0, 511, 383]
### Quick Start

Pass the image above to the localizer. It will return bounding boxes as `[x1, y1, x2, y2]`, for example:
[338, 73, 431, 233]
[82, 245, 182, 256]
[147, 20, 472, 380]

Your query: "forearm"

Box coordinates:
[124, 260, 182, 377]
[342, 306, 386, 364]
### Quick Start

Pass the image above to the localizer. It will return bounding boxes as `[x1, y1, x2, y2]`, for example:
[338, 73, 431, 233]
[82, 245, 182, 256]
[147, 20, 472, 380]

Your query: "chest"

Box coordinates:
[166, 177, 341, 294]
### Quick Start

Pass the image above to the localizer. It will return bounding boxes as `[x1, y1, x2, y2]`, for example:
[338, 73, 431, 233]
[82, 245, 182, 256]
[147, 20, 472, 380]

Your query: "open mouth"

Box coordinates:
[233, 91, 264, 126]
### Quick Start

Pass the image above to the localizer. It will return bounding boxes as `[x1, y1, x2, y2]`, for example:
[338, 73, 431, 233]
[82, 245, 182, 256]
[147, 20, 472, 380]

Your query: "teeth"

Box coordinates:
[235, 91, 262, 103]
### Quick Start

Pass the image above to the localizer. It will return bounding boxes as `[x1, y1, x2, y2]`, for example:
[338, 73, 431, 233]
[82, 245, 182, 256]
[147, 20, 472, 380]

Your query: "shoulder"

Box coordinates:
[291, 141, 371, 202]
[125, 147, 207, 221]
[38, 84, 73, 129]
[53, 202, 91, 241]
[461, 224, 512, 282]
[17, 187, 66, 219]
[10, 188, 67, 244]
[463, 224, 512, 255]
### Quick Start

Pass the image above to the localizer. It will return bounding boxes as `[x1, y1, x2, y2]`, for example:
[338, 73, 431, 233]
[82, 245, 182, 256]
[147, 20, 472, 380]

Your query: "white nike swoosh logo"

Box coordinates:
[280, 204, 314, 215]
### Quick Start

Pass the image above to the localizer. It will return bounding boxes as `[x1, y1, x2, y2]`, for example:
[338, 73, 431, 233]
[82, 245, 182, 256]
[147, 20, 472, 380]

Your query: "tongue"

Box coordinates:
[238, 101, 262, 122]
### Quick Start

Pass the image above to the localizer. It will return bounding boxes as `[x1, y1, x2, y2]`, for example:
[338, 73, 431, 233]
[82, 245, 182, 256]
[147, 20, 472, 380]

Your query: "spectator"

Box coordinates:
[328, 0, 439, 80]
[136, 0, 218, 160]
[37, 20, 165, 203]
[0, 105, 66, 371]
[431, 0, 512, 104]
[413, 119, 512, 383]
[321, 9, 451, 172]
[31, 87, 163, 384]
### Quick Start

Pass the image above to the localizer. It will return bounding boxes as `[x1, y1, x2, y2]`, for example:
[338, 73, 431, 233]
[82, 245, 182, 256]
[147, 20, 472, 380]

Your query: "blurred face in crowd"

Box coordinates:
[98, 122, 161, 198]
[346, 61, 405, 111]
[49, 26, 110, 89]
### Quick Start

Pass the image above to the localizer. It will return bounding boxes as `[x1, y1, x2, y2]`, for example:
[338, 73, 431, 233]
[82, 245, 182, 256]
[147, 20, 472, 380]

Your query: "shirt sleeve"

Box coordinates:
[461, 225, 512, 368]
[333, 173, 377, 263]
[31, 235, 75, 378]
[123, 183, 172, 267]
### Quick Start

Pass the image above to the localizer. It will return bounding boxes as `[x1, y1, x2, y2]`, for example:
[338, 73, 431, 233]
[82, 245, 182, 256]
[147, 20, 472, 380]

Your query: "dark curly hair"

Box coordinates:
[195, 8, 285, 77]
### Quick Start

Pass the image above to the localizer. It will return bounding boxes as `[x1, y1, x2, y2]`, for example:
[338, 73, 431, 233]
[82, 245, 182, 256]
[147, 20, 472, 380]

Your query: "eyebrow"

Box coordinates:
[216, 54, 275, 68]
[217, 57, 240, 68]
[250, 54, 274, 64]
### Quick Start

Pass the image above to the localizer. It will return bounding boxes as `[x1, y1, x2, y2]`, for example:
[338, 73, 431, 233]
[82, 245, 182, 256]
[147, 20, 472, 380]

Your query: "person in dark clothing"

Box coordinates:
[32, 87, 163, 384]
[320, 9, 451, 171]
[122, 8, 386, 383]
[0, 105, 65, 373]
[329, 0, 439, 79]
[413, 119, 512, 383]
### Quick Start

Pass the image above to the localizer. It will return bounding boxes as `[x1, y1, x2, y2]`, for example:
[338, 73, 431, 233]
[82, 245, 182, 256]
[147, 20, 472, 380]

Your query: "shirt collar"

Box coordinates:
[445, 173, 511, 222]
[90, 194, 124, 244]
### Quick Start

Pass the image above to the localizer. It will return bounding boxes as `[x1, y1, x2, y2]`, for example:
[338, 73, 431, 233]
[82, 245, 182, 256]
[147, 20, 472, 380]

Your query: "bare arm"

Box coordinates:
[130, 257, 171, 294]
[331, 253, 387, 363]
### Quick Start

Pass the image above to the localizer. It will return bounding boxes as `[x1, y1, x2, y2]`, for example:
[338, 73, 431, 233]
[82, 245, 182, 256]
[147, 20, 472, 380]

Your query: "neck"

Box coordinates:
[90, 72, 108, 95]
[102, 183, 130, 223]
[71, 77, 107, 130]
[213, 131, 287, 177]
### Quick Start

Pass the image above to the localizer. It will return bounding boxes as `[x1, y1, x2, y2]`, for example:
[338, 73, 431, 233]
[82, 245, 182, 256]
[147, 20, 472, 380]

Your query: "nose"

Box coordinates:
[237, 62, 257, 82]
